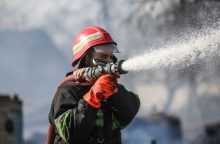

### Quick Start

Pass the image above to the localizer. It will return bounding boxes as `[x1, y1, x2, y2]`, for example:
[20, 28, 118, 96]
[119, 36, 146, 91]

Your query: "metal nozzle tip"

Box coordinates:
[117, 60, 128, 74]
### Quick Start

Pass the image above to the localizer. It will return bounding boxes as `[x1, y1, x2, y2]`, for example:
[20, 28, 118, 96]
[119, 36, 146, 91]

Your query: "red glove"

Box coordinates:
[83, 74, 118, 108]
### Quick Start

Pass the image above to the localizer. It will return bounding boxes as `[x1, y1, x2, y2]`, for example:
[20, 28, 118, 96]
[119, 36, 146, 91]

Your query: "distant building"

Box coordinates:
[123, 112, 182, 144]
[0, 94, 23, 144]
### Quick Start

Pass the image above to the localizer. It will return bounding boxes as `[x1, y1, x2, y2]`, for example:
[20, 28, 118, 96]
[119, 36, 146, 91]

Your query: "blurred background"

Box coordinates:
[0, 0, 220, 143]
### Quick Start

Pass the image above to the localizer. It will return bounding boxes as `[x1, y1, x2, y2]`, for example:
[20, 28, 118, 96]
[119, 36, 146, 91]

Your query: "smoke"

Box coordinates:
[0, 0, 100, 56]
[122, 25, 220, 72]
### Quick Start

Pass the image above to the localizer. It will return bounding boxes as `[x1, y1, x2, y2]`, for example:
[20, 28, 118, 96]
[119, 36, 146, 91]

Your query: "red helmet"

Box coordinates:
[71, 26, 117, 66]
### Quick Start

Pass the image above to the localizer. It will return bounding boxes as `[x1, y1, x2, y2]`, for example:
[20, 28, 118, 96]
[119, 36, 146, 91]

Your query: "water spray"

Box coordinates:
[122, 26, 220, 72]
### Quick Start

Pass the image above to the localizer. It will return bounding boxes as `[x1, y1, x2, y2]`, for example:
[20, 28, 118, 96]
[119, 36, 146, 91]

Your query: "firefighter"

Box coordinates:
[47, 26, 140, 144]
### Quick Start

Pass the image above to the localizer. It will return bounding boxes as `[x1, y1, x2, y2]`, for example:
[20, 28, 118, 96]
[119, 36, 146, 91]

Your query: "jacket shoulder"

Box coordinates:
[58, 81, 78, 89]
[57, 81, 91, 100]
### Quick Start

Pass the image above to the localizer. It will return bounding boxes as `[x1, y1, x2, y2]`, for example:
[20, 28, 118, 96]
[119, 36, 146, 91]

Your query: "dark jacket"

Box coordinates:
[48, 81, 140, 144]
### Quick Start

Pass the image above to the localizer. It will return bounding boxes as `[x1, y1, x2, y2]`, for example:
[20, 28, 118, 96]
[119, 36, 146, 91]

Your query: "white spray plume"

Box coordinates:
[122, 26, 220, 72]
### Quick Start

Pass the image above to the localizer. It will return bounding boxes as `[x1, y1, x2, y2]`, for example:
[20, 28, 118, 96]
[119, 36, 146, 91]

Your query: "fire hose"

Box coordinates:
[82, 59, 128, 81]
[57, 59, 128, 88]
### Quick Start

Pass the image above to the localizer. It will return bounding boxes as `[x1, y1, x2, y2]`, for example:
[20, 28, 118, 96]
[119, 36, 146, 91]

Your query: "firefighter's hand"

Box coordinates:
[72, 68, 86, 82]
[83, 74, 118, 108]
[93, 74, 118, 100]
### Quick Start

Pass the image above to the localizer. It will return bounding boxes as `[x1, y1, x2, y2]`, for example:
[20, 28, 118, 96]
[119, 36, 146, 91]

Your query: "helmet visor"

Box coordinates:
[93, 44, 120, 54]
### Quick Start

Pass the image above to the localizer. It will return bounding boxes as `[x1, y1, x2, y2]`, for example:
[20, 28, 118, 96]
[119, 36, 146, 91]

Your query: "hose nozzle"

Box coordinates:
[83, 60, 128, 80]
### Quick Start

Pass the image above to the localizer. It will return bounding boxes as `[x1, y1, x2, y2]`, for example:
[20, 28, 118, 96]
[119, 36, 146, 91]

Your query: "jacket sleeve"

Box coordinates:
[108, 84, 140, 129]
[49, 84, 98, 144]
